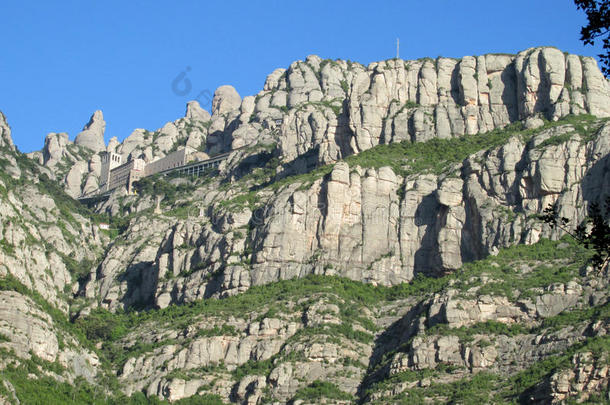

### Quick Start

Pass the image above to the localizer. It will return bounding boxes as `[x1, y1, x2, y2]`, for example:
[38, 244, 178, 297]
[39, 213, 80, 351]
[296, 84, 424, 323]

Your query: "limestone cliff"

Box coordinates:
[258, 47, 610, 173]
[0, 116, 104, 391]
[1, 46, 609, 404]
[84, 116, 610, 312]
[27, 47, 610, 199]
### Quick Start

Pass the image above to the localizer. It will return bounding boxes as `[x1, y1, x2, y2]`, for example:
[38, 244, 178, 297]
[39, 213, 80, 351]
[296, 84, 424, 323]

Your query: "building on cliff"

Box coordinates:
[99, 146, 210, 194]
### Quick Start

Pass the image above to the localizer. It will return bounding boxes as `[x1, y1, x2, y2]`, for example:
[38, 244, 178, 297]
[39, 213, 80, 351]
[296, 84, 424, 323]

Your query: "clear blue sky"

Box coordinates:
[0, 0, 603, 152]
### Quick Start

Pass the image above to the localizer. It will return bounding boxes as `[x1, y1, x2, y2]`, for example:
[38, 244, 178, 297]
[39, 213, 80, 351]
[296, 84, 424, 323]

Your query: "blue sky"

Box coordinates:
[0, 0, 603, 152]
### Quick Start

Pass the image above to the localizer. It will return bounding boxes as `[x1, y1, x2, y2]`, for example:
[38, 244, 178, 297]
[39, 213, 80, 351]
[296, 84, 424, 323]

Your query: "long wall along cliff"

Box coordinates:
[0, 46, 609, 403]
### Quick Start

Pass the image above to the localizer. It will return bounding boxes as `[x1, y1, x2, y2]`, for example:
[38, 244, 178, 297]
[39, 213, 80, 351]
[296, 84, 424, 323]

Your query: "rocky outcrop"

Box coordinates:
[0, 112, 107, 396]
[186, 100, 212, 122]
[212, 85, 242, 116]
[28, 115, 101, 197]
[28, 100, 214, 197]
[85, 118, 610, 311]
[0, 113, 20, 179]
[245, 48, 610, 171]
[120, 316, 299, 397]
[244, 120, 609, 287]
[107, 292, 374, 403]
[0, 291, 100, 381]
[83, 242, 610, 403]
[0, 112, 15, 152]
[117, 107, 212, 162]
[3, 47, 610, 404]
[527, 351, 609, 403]
[74, 110, 106, 153]
[25, 47, 610, 199]
[41, 132, 71, 166]
[0, 113, 104, 308]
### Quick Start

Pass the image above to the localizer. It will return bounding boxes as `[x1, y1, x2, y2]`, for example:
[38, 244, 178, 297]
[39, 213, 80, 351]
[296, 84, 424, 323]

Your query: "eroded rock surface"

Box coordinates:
[86, 118, 610, 311]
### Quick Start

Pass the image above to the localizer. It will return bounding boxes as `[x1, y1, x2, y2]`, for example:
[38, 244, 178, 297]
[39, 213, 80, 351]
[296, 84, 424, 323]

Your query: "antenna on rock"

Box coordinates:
[396, 38, 400, 59]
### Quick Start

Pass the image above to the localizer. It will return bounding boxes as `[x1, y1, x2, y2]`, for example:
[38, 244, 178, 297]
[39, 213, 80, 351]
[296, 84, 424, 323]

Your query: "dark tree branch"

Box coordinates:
[539, 196, 610, 271]
[575, 0, 610, 77]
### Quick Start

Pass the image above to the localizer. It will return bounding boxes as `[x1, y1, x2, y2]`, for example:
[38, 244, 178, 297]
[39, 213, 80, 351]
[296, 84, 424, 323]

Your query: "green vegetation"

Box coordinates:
[216, 190, 260, 212]
[2, 119, 609, 402]
[365, 363, 460, 396]
[541, 196, 610, 270]
[14, 154, 95, 224]
[232, 358, 275, 381]
[446, 235, 591, 301]
[296, 98, 343, 117]
[72, 273, 443, 347]
[301, 322, 374, 344]
[499, 334, 610, 402]
[369, 328, 610, 404]
[58, 253, 96, 284]
[342, 115, 603, 178]
[370, 372, 500, 404]
[133, 174, 219, 219]
[195, 324, 239, 338]
[536, 299, 610, 333]
[0, 275, 88, 345]
[389, 99, 421, 119]
[166, 136, 188, 154]
[535, 132, 575, 149]
[292, 380, 353, 402]
[133, 175, 189, 204]
[71, 236, 590, 371]
[0, 349, 223, 405]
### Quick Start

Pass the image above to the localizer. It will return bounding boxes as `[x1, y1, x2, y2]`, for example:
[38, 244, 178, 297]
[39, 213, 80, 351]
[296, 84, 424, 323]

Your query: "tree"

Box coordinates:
[574, 0, 610, 77]
[540, 196, 610, 270]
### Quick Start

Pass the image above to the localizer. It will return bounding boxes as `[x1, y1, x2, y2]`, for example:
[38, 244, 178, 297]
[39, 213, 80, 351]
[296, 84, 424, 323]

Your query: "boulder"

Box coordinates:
[212, 85, 242, 116]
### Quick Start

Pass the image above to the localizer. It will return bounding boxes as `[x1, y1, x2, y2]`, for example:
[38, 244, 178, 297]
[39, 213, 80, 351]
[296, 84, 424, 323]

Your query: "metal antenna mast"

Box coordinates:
[396, 38, 400, 59]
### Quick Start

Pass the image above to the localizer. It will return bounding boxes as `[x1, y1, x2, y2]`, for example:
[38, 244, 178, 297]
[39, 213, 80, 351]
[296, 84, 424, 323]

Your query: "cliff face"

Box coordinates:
[263, 47, 610, 171]
[0, 116, 103, 390]
[1, 47, 609, 404]
[84, 116, 610, 312]
[27, 47, 610, 199]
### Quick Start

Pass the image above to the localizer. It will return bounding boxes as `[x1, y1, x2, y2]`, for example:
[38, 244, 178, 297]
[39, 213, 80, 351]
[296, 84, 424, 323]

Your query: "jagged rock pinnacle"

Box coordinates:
[74, 110, 106, 152]
[0, 111, 16, 151]
[185, 100, 211, 121]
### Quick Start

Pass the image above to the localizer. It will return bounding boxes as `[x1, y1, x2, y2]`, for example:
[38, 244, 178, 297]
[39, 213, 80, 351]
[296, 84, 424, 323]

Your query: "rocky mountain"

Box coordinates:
[1, 47, 609, 404]
[0, 113, 105, 400]
[28, 47, 610, 198]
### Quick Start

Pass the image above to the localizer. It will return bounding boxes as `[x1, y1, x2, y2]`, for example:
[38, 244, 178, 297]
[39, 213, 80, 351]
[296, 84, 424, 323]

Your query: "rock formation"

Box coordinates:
[0, 112, 16, 152]
[0, 118, 105, 394]
[1, 47, 609, 404]
[74, 110, 106, 153]
[29, 47, 610, 200]
[82, 117, 610, 314]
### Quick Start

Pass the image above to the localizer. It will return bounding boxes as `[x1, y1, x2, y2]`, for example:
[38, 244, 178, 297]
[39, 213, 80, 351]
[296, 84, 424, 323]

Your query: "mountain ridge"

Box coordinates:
[0, 46, 608, 403]
[26, 47, 610, 199]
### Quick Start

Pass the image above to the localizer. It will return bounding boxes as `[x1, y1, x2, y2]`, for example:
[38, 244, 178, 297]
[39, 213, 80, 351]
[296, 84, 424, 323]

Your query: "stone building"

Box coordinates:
[144, 147, 195, 176]
[98, 146, 210, 194]
[99, 152, 122, 192]
[106, 158, 146, 193]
